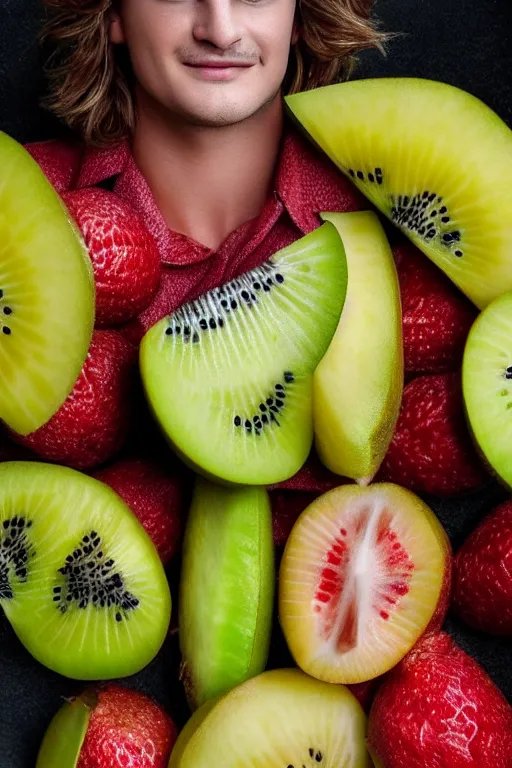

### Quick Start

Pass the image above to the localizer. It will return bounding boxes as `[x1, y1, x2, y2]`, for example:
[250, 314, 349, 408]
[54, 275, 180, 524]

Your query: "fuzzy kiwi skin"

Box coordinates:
[179, 478, 275, 710]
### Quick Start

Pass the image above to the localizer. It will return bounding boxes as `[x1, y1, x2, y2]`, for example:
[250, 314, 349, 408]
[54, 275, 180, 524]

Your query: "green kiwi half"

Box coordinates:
[462, 291, 512, 487]
[0, 461, 171, 679]
[285, 78, 512, 310]
[0, 132, 94, 435]
[169, 668, 373, 768]
[179, 477, 274, 710]
[140, 222, 347, 485]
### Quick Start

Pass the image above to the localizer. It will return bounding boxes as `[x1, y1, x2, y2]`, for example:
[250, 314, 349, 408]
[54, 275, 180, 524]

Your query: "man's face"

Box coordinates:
[111, 0, 298, 127]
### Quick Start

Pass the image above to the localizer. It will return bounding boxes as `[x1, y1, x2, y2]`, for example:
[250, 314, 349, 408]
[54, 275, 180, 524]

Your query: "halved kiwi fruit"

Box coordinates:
[179, 478, 274, 710]
[462, 291, 512, 487]
[140, 222, 347, 485]
[0, 132, 94, 435]
[0, 461, 171, 679]
[314, 211, 403, 483]
[285, 78, 512, 310]
[279, 483, 451, 684]
[169, 668, 373, 768]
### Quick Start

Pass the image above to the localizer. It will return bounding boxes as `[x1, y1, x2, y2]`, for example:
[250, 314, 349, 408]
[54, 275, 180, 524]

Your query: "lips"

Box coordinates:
[184, 61, 253, 69]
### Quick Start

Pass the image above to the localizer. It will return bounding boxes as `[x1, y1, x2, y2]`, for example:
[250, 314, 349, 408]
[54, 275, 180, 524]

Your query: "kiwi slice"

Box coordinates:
[36, 693, 92, 768]
[462, 291, 512, 487]
[279, 483, 451, 684]
[314, 211, 403, 483]
[140, 222, 347, 485]
[0, 132, 94, 435]
[285, 78, 512, 310]
[179, 477, 274, 709]
[0, 461, 171, 679]
[169, 668, 373, 768]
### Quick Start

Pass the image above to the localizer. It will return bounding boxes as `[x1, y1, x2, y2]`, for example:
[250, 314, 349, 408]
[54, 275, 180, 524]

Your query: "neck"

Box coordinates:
[131, 87, 285, 251]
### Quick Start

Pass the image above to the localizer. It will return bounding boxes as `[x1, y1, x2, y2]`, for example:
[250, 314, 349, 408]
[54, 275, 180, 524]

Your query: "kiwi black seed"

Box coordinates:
[0, 461, 171, 680]
[140, 223, 347, 485]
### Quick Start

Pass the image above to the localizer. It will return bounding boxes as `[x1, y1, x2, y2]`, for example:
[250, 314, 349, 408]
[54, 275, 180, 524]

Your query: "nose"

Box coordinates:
[193, 0, 242, 50]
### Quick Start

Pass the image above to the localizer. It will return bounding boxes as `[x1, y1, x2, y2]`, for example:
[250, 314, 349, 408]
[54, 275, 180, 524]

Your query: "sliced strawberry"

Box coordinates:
[452, 501, 512, 635]
[279, 483, 451, 684]
[62, 188, 161, 327]
[394, 240, 477, 375]
[377, 373, 489, 495]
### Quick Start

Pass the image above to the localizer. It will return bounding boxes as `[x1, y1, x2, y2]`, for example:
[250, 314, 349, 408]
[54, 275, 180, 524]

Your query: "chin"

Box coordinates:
[182, 91, 281, 128]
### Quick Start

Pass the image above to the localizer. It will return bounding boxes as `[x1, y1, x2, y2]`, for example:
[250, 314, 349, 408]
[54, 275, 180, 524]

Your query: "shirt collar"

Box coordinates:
[75, 118, 350, 239]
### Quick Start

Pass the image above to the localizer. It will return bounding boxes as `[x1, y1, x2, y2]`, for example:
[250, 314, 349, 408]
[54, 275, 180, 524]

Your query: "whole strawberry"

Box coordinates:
[94, 457, 184, 564]
[13, 330, 136, 469]
[377, 372, 488, 495]
[452, 501, 512, 635]
[62, 188, 161, 327]
[367, 632, 512, 768]
[37, 683, 177, 768]
[394, 240, 477, 375]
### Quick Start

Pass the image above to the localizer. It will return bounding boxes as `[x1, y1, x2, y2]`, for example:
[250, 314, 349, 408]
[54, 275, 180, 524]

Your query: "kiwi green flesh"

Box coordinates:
[462, 291, 512, 489]
[170, 668, 372, 768]
[179, 478, 275, 710]
[140, 222, 348, 485]
[314, 211, 403, 482]
[35, 696, 92, 768]
[285, 78, 512, 310]
[0, 461, 171, 680]
[0, 131, 95, 436]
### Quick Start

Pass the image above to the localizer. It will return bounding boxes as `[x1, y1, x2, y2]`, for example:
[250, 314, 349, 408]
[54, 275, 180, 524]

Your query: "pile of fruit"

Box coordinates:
[0, 77, 511, 767]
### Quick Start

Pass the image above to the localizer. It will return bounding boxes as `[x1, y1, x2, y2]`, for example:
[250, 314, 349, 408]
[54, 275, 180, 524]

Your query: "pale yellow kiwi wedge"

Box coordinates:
[313, 211, 403, 483]
[169, 668, 373, 768]
[0, 132, 94, 435]
[279, 483, 451, 685]
[286, 78, 512, 309]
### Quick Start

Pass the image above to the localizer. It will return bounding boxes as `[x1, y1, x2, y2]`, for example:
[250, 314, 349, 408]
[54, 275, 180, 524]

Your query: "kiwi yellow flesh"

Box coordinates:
[169, 668, 373, 768]
[36, 695, 92, 768]
[462, 291, 512, 488]
[140, 222, 347, 485]
[0, 132, 94, 435]
[0, 461, 171, 680]
[314, 211, 403, 483]
[179, 478, 274, 709]
[285, 78, 512, 310]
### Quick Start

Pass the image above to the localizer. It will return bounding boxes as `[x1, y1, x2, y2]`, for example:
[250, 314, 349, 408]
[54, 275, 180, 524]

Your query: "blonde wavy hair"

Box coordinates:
[40, 0, 389, 148]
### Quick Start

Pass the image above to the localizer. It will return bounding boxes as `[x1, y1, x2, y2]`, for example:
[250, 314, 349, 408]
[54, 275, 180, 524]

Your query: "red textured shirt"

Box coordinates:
[25, 120, 364, 507]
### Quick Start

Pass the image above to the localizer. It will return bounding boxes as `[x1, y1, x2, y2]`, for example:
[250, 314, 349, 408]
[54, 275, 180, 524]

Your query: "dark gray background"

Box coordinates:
[0, 0, 511, 765]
